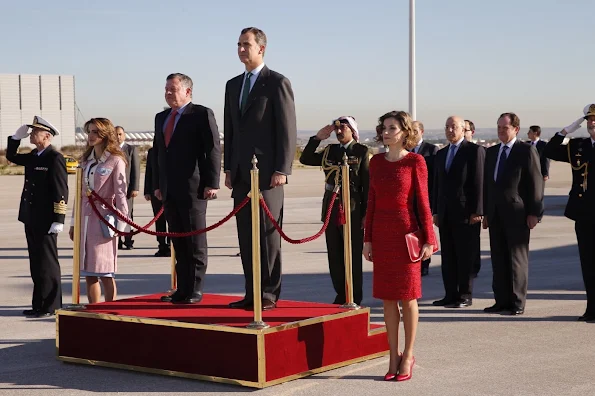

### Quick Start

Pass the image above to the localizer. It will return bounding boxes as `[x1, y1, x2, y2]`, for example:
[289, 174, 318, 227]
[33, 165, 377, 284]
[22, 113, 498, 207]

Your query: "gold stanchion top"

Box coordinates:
[252, 155, 259, 170]
[342, 152, 348, 165]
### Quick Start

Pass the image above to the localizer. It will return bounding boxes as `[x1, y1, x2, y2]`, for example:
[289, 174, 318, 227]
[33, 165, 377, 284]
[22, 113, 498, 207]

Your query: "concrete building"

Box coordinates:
[0, 74, 76, 150]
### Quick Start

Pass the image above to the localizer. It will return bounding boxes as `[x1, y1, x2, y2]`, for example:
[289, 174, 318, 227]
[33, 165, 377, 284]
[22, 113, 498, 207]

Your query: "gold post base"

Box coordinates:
[339, 303, 361, 310]
[246, 321, 270, 330]
[63, 304, 87, 311]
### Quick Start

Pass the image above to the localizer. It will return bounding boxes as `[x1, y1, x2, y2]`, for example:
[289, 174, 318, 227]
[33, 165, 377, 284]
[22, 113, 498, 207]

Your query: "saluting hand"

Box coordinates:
[315, 125, 334, 140]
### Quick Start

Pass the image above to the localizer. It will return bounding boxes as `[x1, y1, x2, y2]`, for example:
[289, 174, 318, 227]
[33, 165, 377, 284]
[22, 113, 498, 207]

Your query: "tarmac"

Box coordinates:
[1, 160, 594, 396]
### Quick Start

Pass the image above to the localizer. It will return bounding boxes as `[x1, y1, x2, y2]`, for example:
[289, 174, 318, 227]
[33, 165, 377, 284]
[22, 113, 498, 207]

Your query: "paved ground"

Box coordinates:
[1, 161, 594, 396]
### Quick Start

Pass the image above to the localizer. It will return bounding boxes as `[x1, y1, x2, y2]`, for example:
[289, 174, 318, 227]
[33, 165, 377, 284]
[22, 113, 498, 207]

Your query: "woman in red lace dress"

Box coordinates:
[363, 110, 437, 381]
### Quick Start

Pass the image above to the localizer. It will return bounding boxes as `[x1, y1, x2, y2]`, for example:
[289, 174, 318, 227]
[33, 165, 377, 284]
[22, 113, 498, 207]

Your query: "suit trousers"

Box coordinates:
[24, 225, 62, 313]
[488, 213, 530, 309]
[438, 212, 476, 301]
[164, 196, 208, 296]
[233, 183, 283, 303]
[472, 223, 482, 276]
[119, 198, 134, 247]
[324, 193, 363, 305]
[575, 220, 595, 315]
[151, 196, 169, 249]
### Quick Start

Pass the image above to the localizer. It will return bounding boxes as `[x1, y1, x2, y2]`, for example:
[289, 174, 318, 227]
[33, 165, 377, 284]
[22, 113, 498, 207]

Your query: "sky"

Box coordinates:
[1, 0, 594, 133]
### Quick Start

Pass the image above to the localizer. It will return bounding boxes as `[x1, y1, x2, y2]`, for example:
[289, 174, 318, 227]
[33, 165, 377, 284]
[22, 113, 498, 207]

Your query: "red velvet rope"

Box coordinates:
[259, 191, 338, 244]
[87, 190, 250, 238]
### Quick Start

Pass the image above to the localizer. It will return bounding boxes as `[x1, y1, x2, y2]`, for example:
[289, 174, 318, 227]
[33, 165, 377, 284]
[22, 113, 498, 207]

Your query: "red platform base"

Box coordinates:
[56, 294, 388, 388]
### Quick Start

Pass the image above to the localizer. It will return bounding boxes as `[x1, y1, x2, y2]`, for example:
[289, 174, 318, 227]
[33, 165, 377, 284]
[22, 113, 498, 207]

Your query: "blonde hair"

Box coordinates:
[81, 118, 127, 164]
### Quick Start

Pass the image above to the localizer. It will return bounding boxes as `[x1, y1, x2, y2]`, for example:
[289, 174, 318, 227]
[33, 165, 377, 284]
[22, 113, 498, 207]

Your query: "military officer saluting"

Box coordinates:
[299, 116, 370, 305]
[6, 116, 68, 317]
[544, 104, 595, 322]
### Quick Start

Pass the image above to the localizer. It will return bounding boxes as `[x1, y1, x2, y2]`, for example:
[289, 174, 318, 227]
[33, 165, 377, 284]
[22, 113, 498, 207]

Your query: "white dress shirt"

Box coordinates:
[239, 63, 266, 107]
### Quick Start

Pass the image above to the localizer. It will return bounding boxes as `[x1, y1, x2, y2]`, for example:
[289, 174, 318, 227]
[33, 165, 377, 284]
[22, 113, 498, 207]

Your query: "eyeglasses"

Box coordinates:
[464, 129, 472, 132]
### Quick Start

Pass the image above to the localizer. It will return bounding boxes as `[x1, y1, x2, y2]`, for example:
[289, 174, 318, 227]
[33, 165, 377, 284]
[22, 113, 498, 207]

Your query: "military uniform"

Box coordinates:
[6, 116, 68, 316]
[544, 104, 595, 321]
[300, 136, 370, 305]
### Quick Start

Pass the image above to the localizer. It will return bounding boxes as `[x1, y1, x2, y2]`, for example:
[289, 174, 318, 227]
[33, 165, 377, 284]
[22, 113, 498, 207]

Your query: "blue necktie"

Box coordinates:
[445, 144, 456, 172]
[240, 72, 252, 111]
[496, 146, 508, 182]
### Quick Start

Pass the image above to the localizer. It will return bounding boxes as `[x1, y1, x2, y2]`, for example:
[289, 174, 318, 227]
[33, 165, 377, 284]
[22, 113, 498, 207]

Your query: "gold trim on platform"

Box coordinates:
[57, 356, 263, 388]
[55, 309, 258, 335]
[257, 333, 266, 386]
[262, 307, 370, 334]
[55, 314, 60, 356]
[263, 350, 389, 387]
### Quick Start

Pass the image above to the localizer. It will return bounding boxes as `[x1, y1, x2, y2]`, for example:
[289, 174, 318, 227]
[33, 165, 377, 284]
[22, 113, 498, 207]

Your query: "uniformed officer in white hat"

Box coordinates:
[6, 116, 68, 317]
[544, 103, 595, 322]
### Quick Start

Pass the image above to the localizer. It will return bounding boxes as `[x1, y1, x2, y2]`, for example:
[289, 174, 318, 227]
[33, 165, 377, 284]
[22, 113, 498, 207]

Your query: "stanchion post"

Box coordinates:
[169, 244, 177, 292]
[70, 167, 85, 309]
[247, 155, 269, 330]
[340, 153, 360, 310]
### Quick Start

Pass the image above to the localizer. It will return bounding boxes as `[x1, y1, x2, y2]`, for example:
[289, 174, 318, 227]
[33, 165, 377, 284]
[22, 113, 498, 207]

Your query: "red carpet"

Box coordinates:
[57, 293, 388, 388]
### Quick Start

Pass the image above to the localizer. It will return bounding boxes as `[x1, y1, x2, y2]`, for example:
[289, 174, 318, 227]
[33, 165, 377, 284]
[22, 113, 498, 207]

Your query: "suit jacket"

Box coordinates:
[152, 103, 221, 202]
[121, 143, 140, 198]
[432, 140, 485, 224]
[526, 139, 550, 178]
[6, 138, 68, 230]
[299, 137, 370, 220]
[144, 147, 155, 197]
[543, 133, 595, 221]
[224, 65, 297, 192]
[484, 140, 543, 227]
[413, 141, 438, 203]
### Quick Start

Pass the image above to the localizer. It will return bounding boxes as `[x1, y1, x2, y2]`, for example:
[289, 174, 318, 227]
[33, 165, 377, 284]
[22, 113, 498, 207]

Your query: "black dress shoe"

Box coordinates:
[154, 248, 171, 257]
[262, 299, 276, 311]
[484, 304, 506, 313]
[432, 298, 454, 306]
[178, 292, 203, 304]
[34, 311, 54, 318]
[333, 296, 346, 305]
[577, 313, 595, 321]
[161, 291, 185, 303]
[445, 299, 472, 308]
[229, 298, 252, 309]
[22, 309, 38, 316]
[503, 307, 524, 316]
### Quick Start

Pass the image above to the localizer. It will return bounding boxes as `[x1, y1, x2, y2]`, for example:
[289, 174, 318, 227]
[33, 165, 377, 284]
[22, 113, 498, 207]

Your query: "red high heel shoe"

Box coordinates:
[383, 354, 402, 381]
[396, 356, 415, 381]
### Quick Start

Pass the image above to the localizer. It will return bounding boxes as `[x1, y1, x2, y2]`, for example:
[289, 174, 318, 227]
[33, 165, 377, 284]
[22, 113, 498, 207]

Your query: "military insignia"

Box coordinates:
[34, 166, 48, 171]
[334, 120, 341, 127]
[98, 167, 112, 176]
[53, 200, 67, 215]
[347, 156, 359, 165]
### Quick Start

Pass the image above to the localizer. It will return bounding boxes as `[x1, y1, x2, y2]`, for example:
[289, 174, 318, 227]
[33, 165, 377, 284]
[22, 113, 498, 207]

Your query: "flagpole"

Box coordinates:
[409, 0, 416, 120]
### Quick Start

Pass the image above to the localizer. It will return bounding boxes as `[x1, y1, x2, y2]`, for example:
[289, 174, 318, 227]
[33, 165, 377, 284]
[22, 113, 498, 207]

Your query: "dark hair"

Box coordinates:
[464, 120, 475, 131]
[241, 27, 267, 48]
[529, 125, 541, 136]
[166, 73, 193, 91]
[375, 111, 419, 150]
[499, 112, 520, 128]
[413, 120, 424, 131]
[115, 125, 125, 132]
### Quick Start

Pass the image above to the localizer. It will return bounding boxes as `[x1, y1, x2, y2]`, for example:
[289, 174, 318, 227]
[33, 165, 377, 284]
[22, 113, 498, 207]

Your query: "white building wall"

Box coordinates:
[0, 74, 76, 150]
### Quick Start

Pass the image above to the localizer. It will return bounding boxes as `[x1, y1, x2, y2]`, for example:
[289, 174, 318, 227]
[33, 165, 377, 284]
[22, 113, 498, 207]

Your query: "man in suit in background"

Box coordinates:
[544, 104, 595, 322]
[464, 119, 482, 278]
[153, 73, 221, 304]
[464, 119, 476, 142]
[224, 27, 297, 311]
[526, 125, 550, 181]
[144, 146, 170, 257]
[411, 121, 438, 276]
[432, 116, 485, 308]
[483, 112, 543, 315]
[115, 126, 140, 250]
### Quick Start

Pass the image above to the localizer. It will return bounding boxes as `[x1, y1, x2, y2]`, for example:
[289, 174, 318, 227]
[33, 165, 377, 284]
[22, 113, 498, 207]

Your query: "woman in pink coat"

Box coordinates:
[69, 118, 128, 303]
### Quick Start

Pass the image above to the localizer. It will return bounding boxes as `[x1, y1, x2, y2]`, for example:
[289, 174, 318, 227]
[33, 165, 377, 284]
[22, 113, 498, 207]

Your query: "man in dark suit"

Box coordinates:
[526, 125, 550, 181]
[153, 73, 221, 304]
[543, 104, 595, 322]
[115, 126, 140, 250]
[432, 116, 485, 308]
[299, 116, 369, 305]
[464, 119, 482, 278]
[224, 27, 297, 311]
[144, 147, 170, 257]
[483, 112, 543, 315]
[6, 116, 68, 317]
[411, 121, 438, 276]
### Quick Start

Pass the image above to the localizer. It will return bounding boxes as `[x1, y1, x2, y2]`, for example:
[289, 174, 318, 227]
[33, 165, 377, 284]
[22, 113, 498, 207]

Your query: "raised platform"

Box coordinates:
[55, 294, 388, 388]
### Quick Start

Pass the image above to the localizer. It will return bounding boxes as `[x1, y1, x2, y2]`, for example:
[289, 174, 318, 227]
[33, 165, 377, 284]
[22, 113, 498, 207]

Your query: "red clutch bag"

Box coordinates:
[405, 230, 438, 262]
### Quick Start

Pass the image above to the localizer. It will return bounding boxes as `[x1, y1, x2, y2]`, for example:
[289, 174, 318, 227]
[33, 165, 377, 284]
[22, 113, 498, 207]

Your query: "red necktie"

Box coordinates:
[164, 110, 177, 147]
